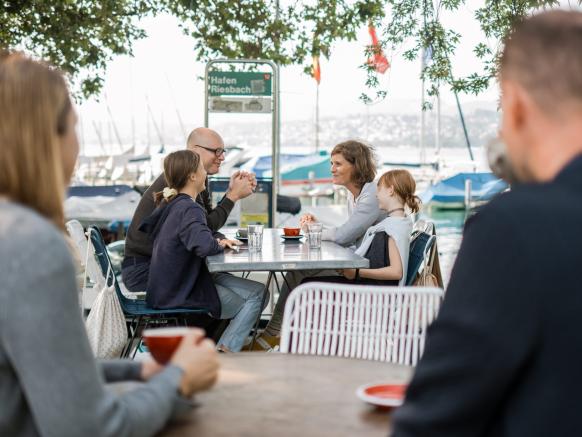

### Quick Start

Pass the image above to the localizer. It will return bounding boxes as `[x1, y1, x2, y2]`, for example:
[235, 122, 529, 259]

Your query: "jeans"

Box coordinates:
[214, 273, 269, 352]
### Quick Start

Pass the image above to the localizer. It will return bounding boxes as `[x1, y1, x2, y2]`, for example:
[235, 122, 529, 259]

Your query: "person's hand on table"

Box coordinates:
[338, 269, 356, 280]
[227, 172, 254, 201]
[218, 239, 242, 249]
[170, 329, 219, 398]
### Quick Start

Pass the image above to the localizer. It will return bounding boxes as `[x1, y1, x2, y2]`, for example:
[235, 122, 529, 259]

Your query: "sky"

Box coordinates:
[77, 0, 505, 148]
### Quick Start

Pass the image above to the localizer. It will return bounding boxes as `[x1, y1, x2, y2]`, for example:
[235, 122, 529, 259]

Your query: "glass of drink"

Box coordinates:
[247, 224, 264, 252]
[307, 222, 323, 249]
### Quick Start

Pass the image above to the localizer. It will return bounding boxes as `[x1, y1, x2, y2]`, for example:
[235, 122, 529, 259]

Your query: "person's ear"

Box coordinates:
[501, 80, 527, 134]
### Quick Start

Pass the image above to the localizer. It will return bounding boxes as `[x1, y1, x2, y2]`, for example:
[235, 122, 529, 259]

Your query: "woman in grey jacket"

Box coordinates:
[0, 52, 219, 437]
[253, 140, 385, 350]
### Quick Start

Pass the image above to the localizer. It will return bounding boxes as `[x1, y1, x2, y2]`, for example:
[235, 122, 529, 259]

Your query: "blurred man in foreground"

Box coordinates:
[393, 10, 582, 437]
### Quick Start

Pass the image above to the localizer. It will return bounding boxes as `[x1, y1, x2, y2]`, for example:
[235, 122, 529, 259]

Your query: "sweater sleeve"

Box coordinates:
[391, 204, 539, 436]
[100, 360, 142, 383]
[197, 188, 234, 233]
[323, 189, 383, 246]
[0, 228, 190, 437]
[179, 206, 223, 257]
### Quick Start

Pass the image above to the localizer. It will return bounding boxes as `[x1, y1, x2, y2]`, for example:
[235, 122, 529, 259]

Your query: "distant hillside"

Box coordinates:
[216, 108, 500, 150]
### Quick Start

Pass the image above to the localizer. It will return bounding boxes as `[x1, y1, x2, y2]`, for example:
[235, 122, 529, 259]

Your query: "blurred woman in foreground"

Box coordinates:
[0, 51, 218, 437]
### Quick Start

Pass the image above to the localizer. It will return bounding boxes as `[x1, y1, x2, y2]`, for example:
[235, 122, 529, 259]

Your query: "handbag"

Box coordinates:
[414, 240, 439, 287]
[84, 232, 128, 359]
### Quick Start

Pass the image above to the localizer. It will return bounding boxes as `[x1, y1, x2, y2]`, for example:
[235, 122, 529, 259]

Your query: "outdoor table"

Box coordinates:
[206, 228, 370, 273]
[206, 228, 370, 346]
[160, 353, 413, 437]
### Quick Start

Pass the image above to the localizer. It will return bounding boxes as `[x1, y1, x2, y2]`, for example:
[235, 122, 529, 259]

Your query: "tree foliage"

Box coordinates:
[0, 0, 162, 97]
[1, 0, 577, 101]
[370, 0, 566, 105]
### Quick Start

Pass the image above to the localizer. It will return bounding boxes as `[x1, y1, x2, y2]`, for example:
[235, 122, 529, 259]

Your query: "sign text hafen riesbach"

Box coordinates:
[208, 71, 272, 97]
[209, 76, 252, 95]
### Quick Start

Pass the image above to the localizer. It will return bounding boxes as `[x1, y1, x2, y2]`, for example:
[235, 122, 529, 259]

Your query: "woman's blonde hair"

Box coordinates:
[154, 150, 201, 205]
[378, 169, 421, 213]
[0, 51, 72, 230]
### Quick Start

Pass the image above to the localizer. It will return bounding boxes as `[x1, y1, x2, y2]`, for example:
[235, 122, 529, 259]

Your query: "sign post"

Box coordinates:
[204, 59, 280, 227]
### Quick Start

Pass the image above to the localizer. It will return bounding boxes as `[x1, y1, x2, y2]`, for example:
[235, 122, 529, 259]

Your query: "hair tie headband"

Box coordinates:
[162, 187, 178, 200]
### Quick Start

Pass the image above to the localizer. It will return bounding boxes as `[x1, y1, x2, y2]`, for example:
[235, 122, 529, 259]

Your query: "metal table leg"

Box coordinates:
[249, 271, 273, 350]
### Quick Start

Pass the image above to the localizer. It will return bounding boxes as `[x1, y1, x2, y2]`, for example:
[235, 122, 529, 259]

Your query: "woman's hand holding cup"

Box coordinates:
[170, 329, 220, 398]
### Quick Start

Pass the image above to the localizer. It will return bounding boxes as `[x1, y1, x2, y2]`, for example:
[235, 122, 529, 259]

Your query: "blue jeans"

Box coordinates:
[214, 273, 268, 352]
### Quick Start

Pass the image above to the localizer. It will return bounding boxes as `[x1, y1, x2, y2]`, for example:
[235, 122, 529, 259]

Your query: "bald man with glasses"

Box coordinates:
[122, 127, 256, 292]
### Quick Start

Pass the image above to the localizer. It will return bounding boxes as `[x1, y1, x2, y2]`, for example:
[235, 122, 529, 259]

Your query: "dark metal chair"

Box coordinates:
[88, 226, 209, 358]
[406, 230, 436, 286]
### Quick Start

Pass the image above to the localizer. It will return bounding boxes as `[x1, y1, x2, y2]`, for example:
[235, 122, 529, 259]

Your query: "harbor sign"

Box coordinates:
[208, 71, 272, 97]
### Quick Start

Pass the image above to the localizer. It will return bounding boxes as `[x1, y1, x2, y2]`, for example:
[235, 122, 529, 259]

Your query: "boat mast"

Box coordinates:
[104, 94, 124, 154]
[454, 90, 475, 163]
[146, 96, 165, 154]
[166, 72, 187, 138]
[435, 87, 441, 171]
[315, 83, 320, 152]
[419, 47, 426, 165]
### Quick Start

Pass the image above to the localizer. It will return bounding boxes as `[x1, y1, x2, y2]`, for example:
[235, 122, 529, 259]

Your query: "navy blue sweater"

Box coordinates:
[142, 194, 223, 317]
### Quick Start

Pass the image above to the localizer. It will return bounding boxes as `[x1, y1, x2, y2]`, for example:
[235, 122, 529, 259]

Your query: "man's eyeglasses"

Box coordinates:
[194, 144, 226, 157]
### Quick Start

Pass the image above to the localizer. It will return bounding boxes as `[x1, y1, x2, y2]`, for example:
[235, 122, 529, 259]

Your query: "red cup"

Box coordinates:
[283, 227, 301, 236]
[143, 327, 197, 364]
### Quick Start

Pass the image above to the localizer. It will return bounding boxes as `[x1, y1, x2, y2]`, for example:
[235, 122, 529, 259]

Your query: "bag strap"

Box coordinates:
[85, 228, 113, 294]
[420, 238, 437, 281]
[82, 228, 91, 294]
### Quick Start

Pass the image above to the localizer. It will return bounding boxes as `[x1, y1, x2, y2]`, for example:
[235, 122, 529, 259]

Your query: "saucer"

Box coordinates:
[281, 234, 303, 240]
[235, 233, 248, 242]
[355, 383, 407, 409]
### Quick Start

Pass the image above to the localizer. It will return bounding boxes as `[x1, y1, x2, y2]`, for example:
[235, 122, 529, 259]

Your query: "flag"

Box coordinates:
[311, 55, 321, 84]
[367, 25, 390, 74]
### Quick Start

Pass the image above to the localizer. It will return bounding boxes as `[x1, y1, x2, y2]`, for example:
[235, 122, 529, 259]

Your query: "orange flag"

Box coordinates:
[367, 25, 390, 74]
[311, 55, 321, 84]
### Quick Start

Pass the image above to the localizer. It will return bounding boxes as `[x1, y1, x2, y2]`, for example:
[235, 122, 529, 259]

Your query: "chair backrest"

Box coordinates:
[66, 219, 105, 290]
[406, 232, 436, 285]
[87, 226, 132, 311]
[413, 219, 435, 235]
[280, 282, 443, 365]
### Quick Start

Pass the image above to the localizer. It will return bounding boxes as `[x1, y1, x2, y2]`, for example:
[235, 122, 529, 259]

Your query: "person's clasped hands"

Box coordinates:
[226, 170, 256, 202]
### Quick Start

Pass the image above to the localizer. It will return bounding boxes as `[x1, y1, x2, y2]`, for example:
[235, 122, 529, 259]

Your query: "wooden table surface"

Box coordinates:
[160, 353, 413, 437]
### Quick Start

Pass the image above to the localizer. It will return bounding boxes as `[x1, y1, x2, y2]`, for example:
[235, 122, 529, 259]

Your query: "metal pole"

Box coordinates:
[419, 48, 426, 165]
[435, 89, 441, 169]
[203, 59, 279, 226]
[315, 84, 320, 152]
[204, 62, 210, 127]
[272, 62, 280, 227]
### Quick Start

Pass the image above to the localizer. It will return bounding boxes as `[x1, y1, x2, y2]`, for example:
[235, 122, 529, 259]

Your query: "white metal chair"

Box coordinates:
[66, 219, 104, 310]
[280, 283, 443, 365]
[66, 220, 145, 310]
